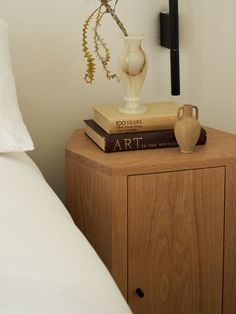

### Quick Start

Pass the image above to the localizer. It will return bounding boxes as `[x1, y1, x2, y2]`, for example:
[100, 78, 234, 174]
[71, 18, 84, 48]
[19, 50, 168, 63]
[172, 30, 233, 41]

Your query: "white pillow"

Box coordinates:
[0, 18, 34, 152]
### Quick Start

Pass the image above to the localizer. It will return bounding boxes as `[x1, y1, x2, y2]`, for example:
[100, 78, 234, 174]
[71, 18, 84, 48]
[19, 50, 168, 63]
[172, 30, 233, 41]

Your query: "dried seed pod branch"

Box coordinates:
[82, 7, 101, 83]
[94, 9, 118, 80]
[83, 0, 128, 83]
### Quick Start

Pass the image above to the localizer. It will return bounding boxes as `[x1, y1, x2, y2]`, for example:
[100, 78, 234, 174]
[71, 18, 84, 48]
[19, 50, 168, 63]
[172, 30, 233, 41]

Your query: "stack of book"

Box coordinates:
[84, 102, 207, 153]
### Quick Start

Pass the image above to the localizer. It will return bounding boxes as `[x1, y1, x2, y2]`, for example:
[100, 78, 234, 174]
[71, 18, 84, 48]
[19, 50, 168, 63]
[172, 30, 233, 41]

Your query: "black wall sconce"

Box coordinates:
[160, 0, 180, 95]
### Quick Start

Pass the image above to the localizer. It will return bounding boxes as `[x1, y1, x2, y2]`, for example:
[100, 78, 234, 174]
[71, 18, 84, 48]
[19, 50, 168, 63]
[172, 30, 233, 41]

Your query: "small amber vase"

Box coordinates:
[174, 104, 201, 153]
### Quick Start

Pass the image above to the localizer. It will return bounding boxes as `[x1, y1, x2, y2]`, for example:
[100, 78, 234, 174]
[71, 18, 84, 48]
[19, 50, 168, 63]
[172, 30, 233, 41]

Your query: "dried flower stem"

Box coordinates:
[101, 0, 128, 37]
[94, 9, 118, 80]
[82, 7, 101, 83]
[82, 0, 128, 83]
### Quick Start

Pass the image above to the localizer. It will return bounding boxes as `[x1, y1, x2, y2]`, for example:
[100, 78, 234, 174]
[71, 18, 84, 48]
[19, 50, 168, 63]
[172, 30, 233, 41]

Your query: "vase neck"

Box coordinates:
[123, 35, 145, 49]
[183, 105, 193, 117]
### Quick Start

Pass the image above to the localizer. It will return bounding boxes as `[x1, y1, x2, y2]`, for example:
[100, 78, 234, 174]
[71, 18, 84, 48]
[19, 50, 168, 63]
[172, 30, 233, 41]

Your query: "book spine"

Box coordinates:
[104, 129, 206, 153]
[96, 116, 177, 134]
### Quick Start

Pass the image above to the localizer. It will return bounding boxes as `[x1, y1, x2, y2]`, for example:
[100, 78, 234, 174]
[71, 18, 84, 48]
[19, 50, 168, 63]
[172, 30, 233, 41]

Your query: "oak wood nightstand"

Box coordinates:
[66, 127, 236, 314]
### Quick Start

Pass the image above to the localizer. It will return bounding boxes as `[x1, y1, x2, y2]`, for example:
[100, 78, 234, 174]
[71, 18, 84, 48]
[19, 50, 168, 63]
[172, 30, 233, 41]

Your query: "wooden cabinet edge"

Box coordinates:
[66, 148, 235, 177]
[223, 162, 236, 314]
[65, 153, 128, 299]
[111, 176, 128, 299]
[65, 149, 113, 176]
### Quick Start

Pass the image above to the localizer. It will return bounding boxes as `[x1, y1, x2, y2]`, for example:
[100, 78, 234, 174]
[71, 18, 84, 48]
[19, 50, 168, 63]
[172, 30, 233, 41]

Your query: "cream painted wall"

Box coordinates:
[186, 0, 236, 133]
[0, 0, 204, 201]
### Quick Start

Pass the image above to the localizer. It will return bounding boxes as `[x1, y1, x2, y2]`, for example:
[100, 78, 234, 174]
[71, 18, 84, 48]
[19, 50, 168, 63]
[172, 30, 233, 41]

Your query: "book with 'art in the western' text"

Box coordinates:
[84, 119, 207, 153]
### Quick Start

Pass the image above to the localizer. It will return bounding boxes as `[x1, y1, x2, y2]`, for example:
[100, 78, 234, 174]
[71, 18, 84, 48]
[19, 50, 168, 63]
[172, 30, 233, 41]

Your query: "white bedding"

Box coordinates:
[0, 152, 131, 314]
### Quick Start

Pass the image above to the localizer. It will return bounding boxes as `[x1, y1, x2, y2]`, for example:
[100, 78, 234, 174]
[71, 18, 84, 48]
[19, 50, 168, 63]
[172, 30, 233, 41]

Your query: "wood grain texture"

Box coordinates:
[223, 162, 236, 313]
[128, 167, 225, 314]
[66, 127, 236, 313]
[111, 176, 128, 298]
[65, 155, 77, 219]
[66, 127, 236, 176]
[66, 157, 128, 297]
[66, 159, 113, 271]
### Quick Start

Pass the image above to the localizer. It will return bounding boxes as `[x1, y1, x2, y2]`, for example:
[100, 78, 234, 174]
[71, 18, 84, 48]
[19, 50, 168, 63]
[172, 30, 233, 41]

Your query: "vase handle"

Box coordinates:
[177, 106, 184, 120]
[192, 105, 199, 119]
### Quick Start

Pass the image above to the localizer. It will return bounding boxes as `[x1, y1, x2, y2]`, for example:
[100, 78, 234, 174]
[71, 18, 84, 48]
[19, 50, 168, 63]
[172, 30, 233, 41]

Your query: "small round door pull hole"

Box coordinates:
[136, 288, 144, 298]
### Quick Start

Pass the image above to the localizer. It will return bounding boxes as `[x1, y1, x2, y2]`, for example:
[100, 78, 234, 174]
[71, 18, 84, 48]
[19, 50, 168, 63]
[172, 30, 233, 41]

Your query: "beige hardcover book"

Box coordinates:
[93, 102, 181, 134]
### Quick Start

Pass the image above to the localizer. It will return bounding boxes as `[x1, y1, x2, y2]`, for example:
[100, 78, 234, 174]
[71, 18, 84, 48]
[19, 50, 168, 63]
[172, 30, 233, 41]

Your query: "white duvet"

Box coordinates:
[0, 152, 131, 314]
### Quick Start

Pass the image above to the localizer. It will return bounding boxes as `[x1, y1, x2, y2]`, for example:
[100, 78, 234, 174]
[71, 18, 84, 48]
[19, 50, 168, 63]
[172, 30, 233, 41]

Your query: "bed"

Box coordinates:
[0, 18, 131, 314]
[0, 152, 131, 313]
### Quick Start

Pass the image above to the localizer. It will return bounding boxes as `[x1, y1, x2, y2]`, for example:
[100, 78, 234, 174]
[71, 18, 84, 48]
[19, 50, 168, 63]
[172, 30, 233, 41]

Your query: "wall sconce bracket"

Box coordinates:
[160, 0, 180, 96]
[160, 12, 172, 49]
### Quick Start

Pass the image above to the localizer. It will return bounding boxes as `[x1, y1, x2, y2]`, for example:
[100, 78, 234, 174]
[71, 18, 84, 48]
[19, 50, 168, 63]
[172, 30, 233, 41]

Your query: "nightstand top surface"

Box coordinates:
[66, 127, 236, 175]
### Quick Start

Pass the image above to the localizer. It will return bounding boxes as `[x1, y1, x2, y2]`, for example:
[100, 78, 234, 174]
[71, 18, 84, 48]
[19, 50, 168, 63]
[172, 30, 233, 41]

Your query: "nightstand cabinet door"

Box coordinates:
[128, 167, 225, 314]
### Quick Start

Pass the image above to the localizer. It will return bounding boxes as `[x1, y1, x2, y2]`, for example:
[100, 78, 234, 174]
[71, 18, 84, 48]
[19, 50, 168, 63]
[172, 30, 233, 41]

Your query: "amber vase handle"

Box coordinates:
[177, 106, 184, 120]
[192, 105, 199, 119]
[177, 105, 199, 120]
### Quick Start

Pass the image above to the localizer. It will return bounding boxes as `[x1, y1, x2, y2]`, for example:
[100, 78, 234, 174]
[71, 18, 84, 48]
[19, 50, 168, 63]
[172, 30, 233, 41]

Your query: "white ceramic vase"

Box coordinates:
[118, 35, 148, 114]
